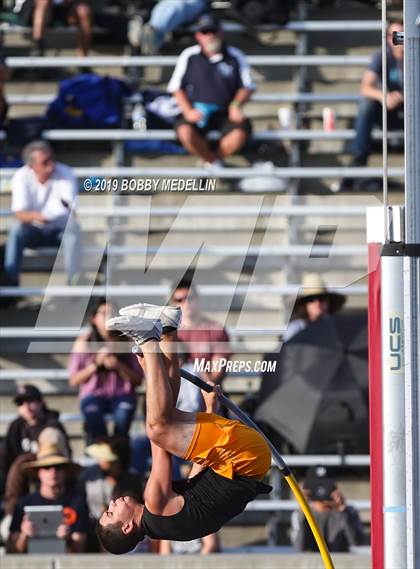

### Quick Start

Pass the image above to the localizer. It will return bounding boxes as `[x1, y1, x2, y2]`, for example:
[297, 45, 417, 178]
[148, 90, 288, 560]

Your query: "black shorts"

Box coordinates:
[18, 0, 91, 26]
[175, 110, 252, 138]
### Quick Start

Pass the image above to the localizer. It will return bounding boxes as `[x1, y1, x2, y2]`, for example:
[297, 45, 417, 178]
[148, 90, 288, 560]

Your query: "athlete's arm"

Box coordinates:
[144, 442, 184, 515]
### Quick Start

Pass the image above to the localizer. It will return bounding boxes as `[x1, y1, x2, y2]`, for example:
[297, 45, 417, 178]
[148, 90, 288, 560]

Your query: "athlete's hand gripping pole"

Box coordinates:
[180, 367, 335, 569]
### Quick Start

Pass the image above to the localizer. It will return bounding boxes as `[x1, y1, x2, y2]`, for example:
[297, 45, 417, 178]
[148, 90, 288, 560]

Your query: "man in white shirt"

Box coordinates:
[4, 140, 82, 285]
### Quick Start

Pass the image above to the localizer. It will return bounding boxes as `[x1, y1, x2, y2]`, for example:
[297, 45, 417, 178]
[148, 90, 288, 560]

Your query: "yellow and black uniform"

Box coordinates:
[184, 412, 271, 479]
[140, 413, 272, 541]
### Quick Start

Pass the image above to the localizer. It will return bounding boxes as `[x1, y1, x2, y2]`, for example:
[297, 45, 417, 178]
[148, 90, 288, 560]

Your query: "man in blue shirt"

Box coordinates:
[340, 20, 403, 191]
[167, 14, 255, 167]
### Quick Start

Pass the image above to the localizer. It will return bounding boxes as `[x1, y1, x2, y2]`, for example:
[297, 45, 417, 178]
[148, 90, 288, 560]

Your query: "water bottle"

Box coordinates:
[132, 102, 147, 130]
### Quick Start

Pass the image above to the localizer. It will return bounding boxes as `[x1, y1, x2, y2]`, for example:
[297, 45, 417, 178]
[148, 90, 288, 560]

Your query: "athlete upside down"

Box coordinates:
[97, 303, 272, 554]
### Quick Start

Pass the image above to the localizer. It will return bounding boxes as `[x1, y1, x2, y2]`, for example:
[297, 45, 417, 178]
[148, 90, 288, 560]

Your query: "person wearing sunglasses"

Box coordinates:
[167, 13, 255, 168]
[170, 275, 231, 390]
[283, 273, 346, 342]
[7, 438, 89, 554]
[1, 384, 71, 487]
[4, 140, 83, 288]
[338, 19, 404, 192]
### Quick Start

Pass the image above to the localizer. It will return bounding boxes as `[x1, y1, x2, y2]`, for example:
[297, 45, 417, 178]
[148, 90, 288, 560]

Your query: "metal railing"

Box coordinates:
[0, 18, 382, 35]
[0, 372, 261, 394]
[248, 499, 370, 511]
[0, 204, 370, 218]
[40, 127, 403, 141]
[0, 165, 405, 180]
[5, 92, 362, 106]
[4, 54, 373, 68]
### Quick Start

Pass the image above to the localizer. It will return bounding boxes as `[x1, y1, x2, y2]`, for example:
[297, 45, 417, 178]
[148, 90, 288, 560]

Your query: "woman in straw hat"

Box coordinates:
[6, 439, 89, 554]
[3, 427, 70, 526]
[283, 273, 346, 342]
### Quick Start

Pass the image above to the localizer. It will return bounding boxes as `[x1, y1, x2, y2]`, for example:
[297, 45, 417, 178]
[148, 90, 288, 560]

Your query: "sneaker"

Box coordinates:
[29, 39, 45, 58]
[119, 303, 181, 330]
[106, 315, 162, 345]
[141, 23, 158, 55]
[203, 159, 224, 170]
[128, 14, 143, 49]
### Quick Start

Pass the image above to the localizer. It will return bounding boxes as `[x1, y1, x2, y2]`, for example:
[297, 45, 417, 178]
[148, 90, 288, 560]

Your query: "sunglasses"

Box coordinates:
[200, 28, 218, 34]
[16, 398, 40, 406]
[41, 464, 67, 471]
[305, 295, 327, 303]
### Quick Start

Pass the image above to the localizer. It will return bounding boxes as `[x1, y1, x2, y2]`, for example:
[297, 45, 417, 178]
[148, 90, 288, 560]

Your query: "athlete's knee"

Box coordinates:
[177, 123, 197, 144]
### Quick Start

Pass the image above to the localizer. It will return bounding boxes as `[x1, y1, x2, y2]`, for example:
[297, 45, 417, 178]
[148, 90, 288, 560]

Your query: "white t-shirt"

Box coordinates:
[11, 162, 78, 229]
[176, 363, 205, 413]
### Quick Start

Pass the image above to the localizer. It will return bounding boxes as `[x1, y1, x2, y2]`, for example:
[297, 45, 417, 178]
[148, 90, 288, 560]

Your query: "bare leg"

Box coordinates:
[176, 124, 218, 163]
[136, 330, 180, 404]
[73, 3, 92, 56]
[136, 336, 196, 458]
[32, 0, 52, 44]
[218, 127, 248, 158]
[159, 330, 181, 403]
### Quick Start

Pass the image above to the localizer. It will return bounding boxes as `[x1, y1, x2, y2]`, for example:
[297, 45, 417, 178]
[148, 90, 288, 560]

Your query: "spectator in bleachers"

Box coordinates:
[1, 427, 70, 542]
[340, 19, 404, 191]
[167, 14, 255, 168]
[171, 275, 231, 388]
[68, 298, 143, 444]
[128, 0, 209, 55]
[283, 273, 346, 342]
[14, 0, 92, 57]
[3, 140, 83, 287]
[6, 439, 89, 553]
[290, 467, 365, 552]
[1, 384, 71, 484]
[0, 49, 10, 126]
[77, 436, 149, 551]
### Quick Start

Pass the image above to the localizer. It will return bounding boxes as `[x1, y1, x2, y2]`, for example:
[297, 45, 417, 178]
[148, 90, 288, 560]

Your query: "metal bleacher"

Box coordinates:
[1, 2, 403, 547]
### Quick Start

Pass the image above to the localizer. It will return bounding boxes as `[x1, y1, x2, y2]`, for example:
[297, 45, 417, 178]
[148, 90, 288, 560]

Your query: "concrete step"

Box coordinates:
[0, 552, 372, 568]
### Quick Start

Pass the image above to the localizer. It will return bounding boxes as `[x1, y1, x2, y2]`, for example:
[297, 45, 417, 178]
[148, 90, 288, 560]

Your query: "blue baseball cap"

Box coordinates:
[195, 14, 221, 33]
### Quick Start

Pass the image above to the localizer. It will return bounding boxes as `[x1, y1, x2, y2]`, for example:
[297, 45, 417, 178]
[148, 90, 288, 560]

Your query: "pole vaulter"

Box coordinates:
[94, 304, 334, 569]
[180, 366, 335, 569]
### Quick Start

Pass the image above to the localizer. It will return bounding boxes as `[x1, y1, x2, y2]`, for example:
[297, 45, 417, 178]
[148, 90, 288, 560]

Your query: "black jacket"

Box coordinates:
[1, 408, 70, 476]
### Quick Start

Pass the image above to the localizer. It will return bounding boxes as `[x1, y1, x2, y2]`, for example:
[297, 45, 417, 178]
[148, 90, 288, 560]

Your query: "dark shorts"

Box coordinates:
[175, 110, 252, 138]
[18, 0, 91, 26]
